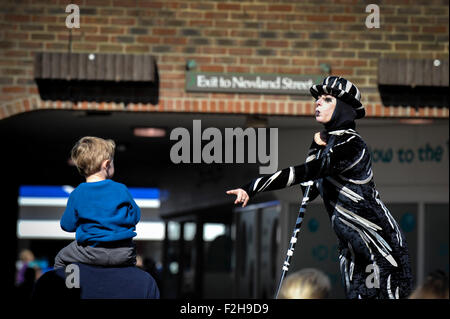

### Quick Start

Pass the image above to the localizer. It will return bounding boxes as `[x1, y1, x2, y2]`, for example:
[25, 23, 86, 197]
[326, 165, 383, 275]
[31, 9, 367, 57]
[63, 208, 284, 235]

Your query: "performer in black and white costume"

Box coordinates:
[227, 76, 413, 299]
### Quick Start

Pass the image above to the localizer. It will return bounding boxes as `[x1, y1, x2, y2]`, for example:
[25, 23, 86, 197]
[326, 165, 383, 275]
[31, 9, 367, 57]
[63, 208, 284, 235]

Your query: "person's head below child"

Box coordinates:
[278, 268, 331, 299]
[71, 136, 116, 183]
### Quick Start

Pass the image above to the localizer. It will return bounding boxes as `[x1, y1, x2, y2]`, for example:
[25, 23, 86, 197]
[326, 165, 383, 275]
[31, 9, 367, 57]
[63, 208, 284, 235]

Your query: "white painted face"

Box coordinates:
[315, 95, 337, 124]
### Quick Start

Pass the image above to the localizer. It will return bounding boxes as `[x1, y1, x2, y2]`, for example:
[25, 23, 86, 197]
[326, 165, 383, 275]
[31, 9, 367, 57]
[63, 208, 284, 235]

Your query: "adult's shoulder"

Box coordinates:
[331, 129, 367, 148]
[77, 264, 160, 299]
[31, 267, 80, 299]
[329, 129, 369, 159]
[32, 263, 160, 299]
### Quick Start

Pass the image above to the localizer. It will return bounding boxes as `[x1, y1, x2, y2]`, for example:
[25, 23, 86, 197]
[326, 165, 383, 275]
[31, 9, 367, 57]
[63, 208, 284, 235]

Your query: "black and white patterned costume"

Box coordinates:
[241, 77, 413, 299]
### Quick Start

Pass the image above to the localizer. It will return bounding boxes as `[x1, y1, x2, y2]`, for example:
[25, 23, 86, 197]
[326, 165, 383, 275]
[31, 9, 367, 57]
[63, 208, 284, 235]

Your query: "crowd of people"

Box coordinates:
[15, 248, 448, 299]
[277, 268, 448, 299]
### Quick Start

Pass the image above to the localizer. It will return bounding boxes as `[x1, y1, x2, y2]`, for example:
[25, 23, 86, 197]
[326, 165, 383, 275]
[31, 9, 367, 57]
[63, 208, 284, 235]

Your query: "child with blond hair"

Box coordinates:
[54, 136, 140, 268]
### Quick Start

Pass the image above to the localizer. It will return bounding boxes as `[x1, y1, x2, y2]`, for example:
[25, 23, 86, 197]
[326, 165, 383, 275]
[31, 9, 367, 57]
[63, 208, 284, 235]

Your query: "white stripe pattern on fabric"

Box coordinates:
[328, 129, 361, 138]
[326, 177, 364, 202]
[355, 87, 361, 101]
[339, 217, 375, 260]
[345, 81, 352, 93]
[256, 170, 282, 193]
[362, 229, 398, 267]
[331, 77, 338, 88]
[334, 203, 382, 231]
[366, 227, 393, 252]
[306, 154, 316, 162]
[387, 275, 395, 299]
[339, 170, 373, 185]
[339, 254, 350, 293]
[253, 177, 262, 192]
[333, 135, 355, 149]
[334, 203, 397, 266]
[374, 191, 403, 247]
[343, 258, 350, 292]
[341, 149, 365, 173]
[328, 129, 348, 136]
[348, 242, 355, 281]
[287, 167, 295, 187]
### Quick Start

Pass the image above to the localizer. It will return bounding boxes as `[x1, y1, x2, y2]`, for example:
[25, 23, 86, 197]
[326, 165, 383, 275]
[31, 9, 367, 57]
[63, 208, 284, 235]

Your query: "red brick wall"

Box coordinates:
[0, 0, 448, 120]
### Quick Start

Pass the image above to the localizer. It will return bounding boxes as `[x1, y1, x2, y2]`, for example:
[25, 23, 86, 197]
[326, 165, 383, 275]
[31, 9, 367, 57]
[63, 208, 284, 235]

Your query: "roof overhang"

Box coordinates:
[34, 52, 159, 105]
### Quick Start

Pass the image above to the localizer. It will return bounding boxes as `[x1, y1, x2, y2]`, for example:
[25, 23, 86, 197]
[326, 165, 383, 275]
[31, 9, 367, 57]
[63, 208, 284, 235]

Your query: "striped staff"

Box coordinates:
[274, 180, 315, 299]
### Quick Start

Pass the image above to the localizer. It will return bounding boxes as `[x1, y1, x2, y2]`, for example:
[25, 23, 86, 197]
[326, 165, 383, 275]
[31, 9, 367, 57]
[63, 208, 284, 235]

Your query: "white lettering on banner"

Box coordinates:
[282, 78, 314, 90]
[191, 74, 315, 93]
[197, 75, 218, 88]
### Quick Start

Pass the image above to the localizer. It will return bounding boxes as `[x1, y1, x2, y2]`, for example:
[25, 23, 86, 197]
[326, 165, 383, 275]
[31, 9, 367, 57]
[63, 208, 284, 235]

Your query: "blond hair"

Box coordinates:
[278, 268, 331, 299]
[409, 270, 449, 299]
[71, 136, 115, 177]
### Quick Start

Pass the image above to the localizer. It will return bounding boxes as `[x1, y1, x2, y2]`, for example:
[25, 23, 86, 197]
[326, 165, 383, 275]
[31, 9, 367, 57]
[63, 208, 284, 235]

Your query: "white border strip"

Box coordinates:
[135, 199, 160, 208]
[18, 197, 160, 208]
[17, 220, 165, 240]
[19, 197, 68, 206]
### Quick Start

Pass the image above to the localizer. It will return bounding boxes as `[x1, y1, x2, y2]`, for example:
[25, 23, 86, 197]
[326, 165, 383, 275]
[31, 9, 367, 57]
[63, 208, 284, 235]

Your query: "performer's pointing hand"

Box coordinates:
[226, 188, 249, 207]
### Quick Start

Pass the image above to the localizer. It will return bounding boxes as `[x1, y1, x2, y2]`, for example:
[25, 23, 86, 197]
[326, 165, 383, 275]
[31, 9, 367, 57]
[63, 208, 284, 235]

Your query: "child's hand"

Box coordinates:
[226, 188, 250, 208]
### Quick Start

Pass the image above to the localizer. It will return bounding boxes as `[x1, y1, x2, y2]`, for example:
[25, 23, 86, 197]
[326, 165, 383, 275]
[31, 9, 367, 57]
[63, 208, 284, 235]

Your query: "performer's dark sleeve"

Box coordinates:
[242, 137, 362, 197]
[301, 139, 323, 201]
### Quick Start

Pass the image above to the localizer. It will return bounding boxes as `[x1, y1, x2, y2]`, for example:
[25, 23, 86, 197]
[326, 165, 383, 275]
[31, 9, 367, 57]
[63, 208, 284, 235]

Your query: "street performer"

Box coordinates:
[227, 76, 413, 299]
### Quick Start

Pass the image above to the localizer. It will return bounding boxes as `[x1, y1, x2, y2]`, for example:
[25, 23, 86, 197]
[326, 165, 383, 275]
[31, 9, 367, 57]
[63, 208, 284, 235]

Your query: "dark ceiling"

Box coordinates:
[0, 109, 318, 188]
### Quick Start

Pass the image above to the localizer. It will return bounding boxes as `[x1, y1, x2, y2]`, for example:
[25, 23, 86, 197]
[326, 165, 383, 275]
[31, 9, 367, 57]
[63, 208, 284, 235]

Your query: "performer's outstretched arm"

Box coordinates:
[227, 134, 362, 207]
[242, 156, 328, 197]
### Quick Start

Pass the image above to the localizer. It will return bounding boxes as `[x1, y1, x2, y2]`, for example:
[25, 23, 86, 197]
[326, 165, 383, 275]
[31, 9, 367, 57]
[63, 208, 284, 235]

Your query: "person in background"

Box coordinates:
[15, 266, 37, 300]
[409, 270, 449, 299]
[16, 249, 35, 285]
[278, 268, 331, 299]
